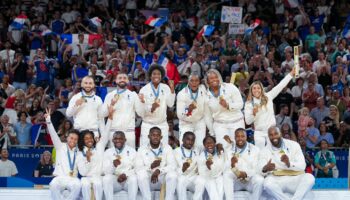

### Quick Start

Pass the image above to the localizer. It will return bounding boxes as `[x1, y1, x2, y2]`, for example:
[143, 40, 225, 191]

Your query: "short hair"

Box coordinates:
[149, 127, 162, 135]
[68, 129, 80, 137]
[279, 104, 288, 110]
[17, 111, 28, 119]
[183, 132, 195, 140]
[113, 131, 125, 138]
[235, 128, 246, 135]
[268, 126, 281, 136]
[203, 135, 216, 145]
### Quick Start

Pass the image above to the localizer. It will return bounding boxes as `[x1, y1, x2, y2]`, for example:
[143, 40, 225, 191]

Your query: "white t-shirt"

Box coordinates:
[0, 159, 18, 177]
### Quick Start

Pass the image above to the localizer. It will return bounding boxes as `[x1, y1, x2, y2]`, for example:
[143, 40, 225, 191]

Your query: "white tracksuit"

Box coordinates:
[101, 88, 142, 148]
[76, 121, 109, 200]
[244, 74, 293, 149]
[135, 144, 177, 200]
[197, 151, 225, 200]
[174, 146, 202, 200]
[223, 143, 264, 200]
[176, 85, 207, 149]
[102, 145, 138, 200]
[66, 91, 104, 138]
[47, 119, 81, 200]
[137, 83, 176, 146]
[205, 83, 245, 146]
[259, 139, 315, 200]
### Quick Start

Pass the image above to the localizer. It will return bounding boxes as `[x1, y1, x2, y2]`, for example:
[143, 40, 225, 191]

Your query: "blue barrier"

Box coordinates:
[313, 178, 348, 189]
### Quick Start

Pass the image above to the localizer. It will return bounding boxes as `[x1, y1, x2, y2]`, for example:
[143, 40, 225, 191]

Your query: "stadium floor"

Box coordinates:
[1, 189, 350, 200]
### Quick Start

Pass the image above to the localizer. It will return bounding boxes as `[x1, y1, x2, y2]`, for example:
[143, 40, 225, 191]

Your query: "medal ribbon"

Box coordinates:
[150, 146, 163, 157]
[188, 86, 199, 102]
[67, 144, 77, 173]
[209, 86, 221, 98]
[151, 83, 160, 100]
[181, 145, 193, 159]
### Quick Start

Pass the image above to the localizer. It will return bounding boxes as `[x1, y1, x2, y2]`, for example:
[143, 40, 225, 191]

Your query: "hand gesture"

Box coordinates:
[290, 66, 296, 76]
[138, 93, 145, 103]
[151, 159, 161, 169]
[182, 161, 190, 173]
[168, 80, 175, 93]
[44, 108, 51, 121]
[107, 104, 115, 119]
[113, 158, 121, 167]
[151, 102, 160, 113]
[216, 143, 224, 155]
[281, 154, 290, 168]
[206, 159, 213, 170]
[188, 102, 197, 113]
[231, 155, 238, 168]
[75, 98, 85, 106]
[253, 106, 259, 116]
[117, 173, 127, 183]
[151, 169, 160, 183]
[224, 135, 233, 144]
[238, 171, 247, 179]
[262, 159, 276, 173]
[219, 97, 228, 109]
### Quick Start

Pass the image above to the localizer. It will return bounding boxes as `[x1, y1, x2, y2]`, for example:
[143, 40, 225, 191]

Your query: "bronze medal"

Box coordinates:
[69, 171, 74, 177]
[116, 155, 121, 160]
[156, 156, 162, 161]
[186, 158, 192, 164]
[207, 154, 213, 161]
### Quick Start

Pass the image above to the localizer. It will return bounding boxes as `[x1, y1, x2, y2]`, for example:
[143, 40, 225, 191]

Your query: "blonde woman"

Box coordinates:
[323, 105, 340, 135]
[34, 150, 54, 177]
[244, 68, 295, 148]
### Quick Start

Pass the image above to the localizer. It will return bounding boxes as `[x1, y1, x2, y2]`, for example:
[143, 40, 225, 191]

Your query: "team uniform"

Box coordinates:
[244, 74, 293, 149]
[197, 150, 225, 200]
[174, 146, 202, 200]
[102, 145, 138, 200]
[46, 119, 81, 200]
[66, 91, 104, 138]
[176, 85, 207, 149]
[223, 143, 264, 200]
[101, 88, 142, 148]
[205, 83, 245, 146]
[259, 139, 315, 200]
[137, 83, 175, 146]
[76, 122, 110, 200]
[135, 143, 177, 200]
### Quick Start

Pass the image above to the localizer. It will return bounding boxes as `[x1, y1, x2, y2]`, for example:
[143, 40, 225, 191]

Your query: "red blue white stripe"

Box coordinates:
[10, 14, 27, 29]
[196, 25, 215, 40]
[145, 16, 167, 27]
[157, 55, 180, 85]
[60, 34, 103, 45]
[90, 17, 102, 27]
[245, 19, 261, 35]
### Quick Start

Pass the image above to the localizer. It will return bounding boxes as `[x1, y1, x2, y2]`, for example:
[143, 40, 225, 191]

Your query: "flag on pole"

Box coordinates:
[60, 34, 103, 45]
[135, 54, 150, 71]
[196, 25, 215, 40]
[158, 55, 180, 85]
[31, 124, 42, 146]
[90, 17, 102, 27]
[145, 16, 167, 27]
[244, 19, 261, 35]
[10, 14, 28, 29]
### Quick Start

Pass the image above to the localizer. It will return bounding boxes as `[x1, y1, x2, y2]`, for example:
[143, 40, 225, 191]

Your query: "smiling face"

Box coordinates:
[83, 132, 95, 149]
[204, 137, 216, 154]
[115, 73, 129, 88]
[207, 72, 220, 88]
[81, 77, 95, 94]
[235, 130, 247, 148]
[151, 69, 162, 84]
[113, 133, 126, 149]
[251, 83, 262, 98]
[268, 127, 281, 147]
[67, 133, 79, 149]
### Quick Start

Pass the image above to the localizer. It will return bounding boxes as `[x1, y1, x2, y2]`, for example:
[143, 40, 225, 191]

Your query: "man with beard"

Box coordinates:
[101, 73, 142, 148]
[174, 132, 202, 200]
[223, 128, 264, 200]
[176, 74, 207, 150]
[66, 76, 104, 140]
[137, 64, 175, 146]
[45, 109, 81, 200]
[102, 131, 138, 200]
[259, 126, 315, 200]
[135, 127, 177, 200]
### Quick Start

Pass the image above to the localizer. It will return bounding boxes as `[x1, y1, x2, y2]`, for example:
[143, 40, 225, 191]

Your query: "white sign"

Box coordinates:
[221, 6, 242, 24]
[228, 24, 245, 35]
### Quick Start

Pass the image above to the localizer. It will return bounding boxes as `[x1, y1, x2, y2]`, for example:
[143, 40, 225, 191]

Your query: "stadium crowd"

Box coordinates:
[0, 0, 349, 194]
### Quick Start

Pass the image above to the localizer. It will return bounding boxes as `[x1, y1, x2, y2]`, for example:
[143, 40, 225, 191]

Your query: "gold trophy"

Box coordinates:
[294, 46, 300, 78]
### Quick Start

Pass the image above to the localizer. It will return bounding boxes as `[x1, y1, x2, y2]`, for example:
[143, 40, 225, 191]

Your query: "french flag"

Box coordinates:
[31, 124, 42, 146]
[41, 29, 55, 36]
[90, 17, 102, 27]
[183, 17, 198, 28]
[158, 55, 180, 85]
[10, 14, 28, 29]
[196, 25, 215, 40]
[284, 0, 299, 8]
[244, 19, 261, 35]
[135, 54, 150, 71]
[145, 16, 167, 27]
[60, 34, 103, 45]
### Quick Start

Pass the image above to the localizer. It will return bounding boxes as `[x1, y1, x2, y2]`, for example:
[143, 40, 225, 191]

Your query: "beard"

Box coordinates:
[82, 87, 93, 94]
[117, 82, 127, 88]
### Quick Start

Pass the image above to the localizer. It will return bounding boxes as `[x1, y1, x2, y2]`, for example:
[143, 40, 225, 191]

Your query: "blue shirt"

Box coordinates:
[331, 81, 344, 95]
[306, 127, 320, 148]
[173, 54, 187, 65]
[51, 20, 65, 34]
[125, 35, 141, 51]
[310, 15, 325, 33]
[317, 132, 335, 146]
[14, 122, 32, 145]
[34, 60, 51, 81]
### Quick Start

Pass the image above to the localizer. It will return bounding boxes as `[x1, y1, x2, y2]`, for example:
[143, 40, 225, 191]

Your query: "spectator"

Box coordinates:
[13, 111, 32, 146]
[304, 118, 320, 149]
[273, 86, 294, 116]
[310, 97, 330, 128]
[322, 105, 340, 139]
[280, 122, 297, 142]
[0, 149, 18, 177]
[314, 139, 337, 178]
[335, 121, 350, 147]
[329, 90, 346, 119]
[0, 74, 15, 97]
[0, 115, 16, 147]
[302, 82, 320, 111]
[317, 121, 335, 146]
[34, 150, 54, 177]
[275, 104, 293, 129]
[10, 53, 30, 91]
[47, 100, 65, 131]
[57, 119, 73, 140]
[299, 137, 315, 174]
